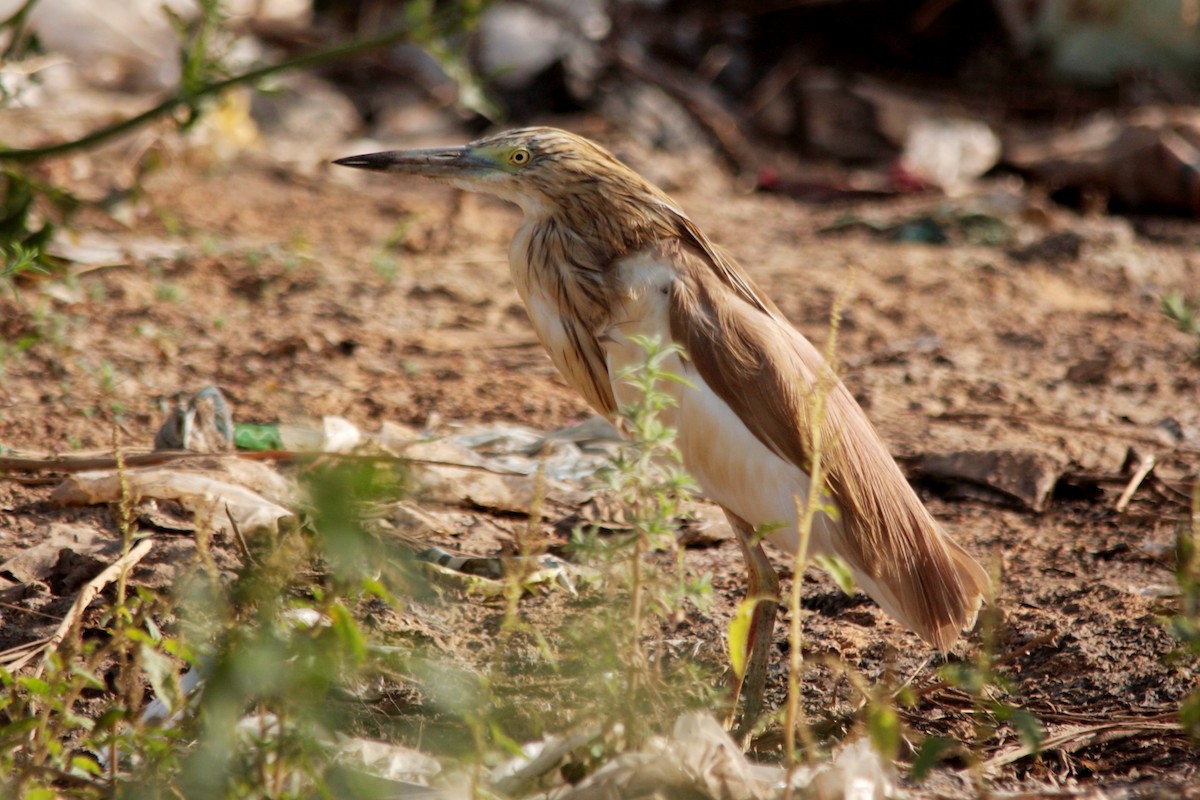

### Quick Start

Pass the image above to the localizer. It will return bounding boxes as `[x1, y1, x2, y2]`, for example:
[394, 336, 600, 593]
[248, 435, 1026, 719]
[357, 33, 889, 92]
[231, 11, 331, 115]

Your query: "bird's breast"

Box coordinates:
[509, 224, 580, 385]
[508, 219, 618, 415]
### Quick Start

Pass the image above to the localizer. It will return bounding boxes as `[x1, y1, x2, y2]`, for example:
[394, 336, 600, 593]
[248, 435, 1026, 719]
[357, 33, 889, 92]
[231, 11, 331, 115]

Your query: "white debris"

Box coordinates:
[901, 117, 1002, 196]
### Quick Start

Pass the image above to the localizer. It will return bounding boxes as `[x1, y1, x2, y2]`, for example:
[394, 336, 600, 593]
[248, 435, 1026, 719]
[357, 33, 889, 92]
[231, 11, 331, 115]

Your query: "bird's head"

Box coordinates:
[335, 127, 649, 218]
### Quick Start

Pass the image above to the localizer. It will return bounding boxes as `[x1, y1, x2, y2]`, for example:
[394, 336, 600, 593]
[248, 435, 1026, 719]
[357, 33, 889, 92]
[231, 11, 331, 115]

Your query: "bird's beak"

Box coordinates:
[333, 146, 493, 179]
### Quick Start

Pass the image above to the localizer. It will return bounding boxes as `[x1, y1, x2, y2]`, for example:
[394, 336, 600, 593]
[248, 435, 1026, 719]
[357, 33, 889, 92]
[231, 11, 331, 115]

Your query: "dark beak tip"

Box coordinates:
[333, 155, 369, 169]
[334, 151, 402, 171]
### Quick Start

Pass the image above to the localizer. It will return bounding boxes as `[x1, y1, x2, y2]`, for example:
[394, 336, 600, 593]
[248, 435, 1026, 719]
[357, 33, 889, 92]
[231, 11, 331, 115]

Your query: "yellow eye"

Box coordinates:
[509, 147, 532, 167]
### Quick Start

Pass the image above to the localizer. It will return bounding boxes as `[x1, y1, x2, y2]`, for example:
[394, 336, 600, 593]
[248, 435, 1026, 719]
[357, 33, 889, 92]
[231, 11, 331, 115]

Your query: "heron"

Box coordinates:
[335, 127, 989, 730]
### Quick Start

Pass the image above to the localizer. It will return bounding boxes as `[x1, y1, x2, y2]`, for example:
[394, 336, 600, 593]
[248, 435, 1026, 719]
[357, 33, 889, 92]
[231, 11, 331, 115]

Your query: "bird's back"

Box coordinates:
[662, 238, 989, 650]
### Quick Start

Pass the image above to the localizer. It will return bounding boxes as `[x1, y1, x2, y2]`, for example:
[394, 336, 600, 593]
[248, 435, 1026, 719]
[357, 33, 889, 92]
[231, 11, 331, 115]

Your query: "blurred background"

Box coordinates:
[3, 0, 1200, 223]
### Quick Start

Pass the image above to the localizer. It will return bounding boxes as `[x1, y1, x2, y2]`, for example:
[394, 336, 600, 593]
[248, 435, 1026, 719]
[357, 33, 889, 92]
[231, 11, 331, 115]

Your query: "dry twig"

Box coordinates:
[5, 539, 155, 674]
[983, 719, 1181, 771]
[1115, 454, 1158, 512]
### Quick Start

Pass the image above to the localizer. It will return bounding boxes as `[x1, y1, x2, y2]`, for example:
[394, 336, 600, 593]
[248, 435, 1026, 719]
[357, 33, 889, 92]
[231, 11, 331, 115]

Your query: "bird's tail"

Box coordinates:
[845, 525, 990, 652]
[820, 384, 991, 652]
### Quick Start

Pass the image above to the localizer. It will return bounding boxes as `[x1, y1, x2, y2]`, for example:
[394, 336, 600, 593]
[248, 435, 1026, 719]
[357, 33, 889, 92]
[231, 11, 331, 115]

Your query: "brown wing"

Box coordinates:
[674, 215, 783, 321]
[664, 239, 989, 650]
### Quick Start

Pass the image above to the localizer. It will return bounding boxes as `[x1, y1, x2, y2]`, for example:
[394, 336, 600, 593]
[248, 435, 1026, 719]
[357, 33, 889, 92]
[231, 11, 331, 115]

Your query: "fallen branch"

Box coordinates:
[983, 719, 1181, 771]
[0, 450, 198, 473]
[0, 450, 527, 476]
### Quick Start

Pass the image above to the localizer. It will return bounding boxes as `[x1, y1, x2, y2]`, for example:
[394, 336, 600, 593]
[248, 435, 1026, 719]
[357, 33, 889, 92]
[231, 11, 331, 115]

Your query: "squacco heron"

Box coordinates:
[335, 127, 989, 727]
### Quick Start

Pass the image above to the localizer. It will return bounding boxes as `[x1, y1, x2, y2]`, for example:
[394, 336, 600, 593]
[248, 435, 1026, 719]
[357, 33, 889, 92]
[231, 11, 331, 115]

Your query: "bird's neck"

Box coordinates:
[508, 186, 688, 324]
[508, 213, 614, 330]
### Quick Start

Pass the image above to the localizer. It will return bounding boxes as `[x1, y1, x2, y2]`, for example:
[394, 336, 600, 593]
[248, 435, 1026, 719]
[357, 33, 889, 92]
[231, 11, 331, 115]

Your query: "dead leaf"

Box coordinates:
[52, 468, 295, 537]
[0, 523, 121, 585]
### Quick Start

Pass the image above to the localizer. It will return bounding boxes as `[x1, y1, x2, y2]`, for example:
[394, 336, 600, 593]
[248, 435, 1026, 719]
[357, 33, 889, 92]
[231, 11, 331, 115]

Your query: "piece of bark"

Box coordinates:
[912, 449, 1062, 512]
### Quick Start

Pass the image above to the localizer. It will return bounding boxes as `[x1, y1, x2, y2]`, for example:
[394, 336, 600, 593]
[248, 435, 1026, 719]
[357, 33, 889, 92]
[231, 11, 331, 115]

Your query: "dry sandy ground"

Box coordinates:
[2, 114, 1199, 797]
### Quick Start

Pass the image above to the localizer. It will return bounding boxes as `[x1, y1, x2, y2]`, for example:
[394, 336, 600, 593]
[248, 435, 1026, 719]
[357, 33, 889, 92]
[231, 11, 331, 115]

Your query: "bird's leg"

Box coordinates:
[723, 511, 780, 744]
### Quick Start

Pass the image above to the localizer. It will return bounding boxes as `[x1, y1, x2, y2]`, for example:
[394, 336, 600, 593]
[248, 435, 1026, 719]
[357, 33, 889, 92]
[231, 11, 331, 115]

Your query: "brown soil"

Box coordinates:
[2, 118, 1199, 797]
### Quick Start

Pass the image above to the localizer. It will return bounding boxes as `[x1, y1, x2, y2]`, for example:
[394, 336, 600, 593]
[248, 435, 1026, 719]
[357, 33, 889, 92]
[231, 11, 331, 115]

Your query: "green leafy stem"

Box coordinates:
[0, 25, 429, 164]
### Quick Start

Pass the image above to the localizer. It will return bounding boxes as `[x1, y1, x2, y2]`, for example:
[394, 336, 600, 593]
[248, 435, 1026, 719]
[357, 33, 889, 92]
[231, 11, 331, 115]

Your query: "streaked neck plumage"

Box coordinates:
[506, 173, 686, 331]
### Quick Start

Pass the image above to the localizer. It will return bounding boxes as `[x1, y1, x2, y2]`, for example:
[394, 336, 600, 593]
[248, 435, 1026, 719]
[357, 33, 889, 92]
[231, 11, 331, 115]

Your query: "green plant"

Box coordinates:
[0, 170, 71, 271]
[1, 241, 47, 295]
[927, 601, 1044, 784]
[530, 336, 716, 747]
[371, 252, 401, 285]
[1, 437, 175, 796]
[1, 0, 42, 63]
[780, 287, 848, 795]
[1162, 291, 1200, 360]
[1170, 484, 1200, 742]
[155, 282, 185, 304]
[0, 438, 422, 797]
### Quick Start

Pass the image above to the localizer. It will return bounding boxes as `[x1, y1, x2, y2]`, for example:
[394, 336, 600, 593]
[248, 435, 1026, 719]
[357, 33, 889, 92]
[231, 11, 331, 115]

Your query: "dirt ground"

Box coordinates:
[2, 109, 1200, 797]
